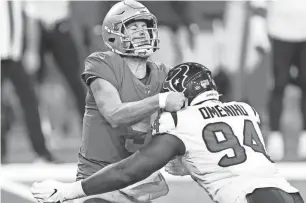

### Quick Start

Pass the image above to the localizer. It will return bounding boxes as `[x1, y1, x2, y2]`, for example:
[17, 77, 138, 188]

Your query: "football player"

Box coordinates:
[31, 62, 304, 203]
[36, 0, 184, 203]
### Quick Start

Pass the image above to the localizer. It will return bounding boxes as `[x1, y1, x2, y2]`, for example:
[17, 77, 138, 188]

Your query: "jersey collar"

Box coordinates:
[190, 90, 220, 106]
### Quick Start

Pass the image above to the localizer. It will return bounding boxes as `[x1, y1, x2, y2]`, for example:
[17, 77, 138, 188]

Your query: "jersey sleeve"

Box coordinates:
[151, 112, 176, 136]
[81, 52, 120, 90]
[152, 111, 192, 151]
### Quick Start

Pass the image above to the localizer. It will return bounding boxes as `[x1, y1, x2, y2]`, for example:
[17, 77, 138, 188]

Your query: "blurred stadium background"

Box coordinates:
[1, 1, 306, 203]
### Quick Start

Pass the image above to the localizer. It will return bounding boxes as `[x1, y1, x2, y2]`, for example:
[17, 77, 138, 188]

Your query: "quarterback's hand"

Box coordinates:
[160, 92, 185, 112]
[31, 180, 85, 203]
[165, 157, 189, 176]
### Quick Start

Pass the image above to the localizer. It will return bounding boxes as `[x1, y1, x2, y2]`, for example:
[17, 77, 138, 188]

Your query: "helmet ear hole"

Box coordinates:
[108, 38, 115, 43]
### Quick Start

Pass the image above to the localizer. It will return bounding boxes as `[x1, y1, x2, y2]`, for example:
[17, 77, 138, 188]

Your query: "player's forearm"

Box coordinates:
[81, 160, 145, 196]
[30, 162, 147, 202]
[107, 94, 160, 127]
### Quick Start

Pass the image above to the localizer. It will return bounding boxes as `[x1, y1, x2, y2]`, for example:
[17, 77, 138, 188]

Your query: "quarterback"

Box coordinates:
[31, 62, 304, 203]
[43, 0, 184, 203]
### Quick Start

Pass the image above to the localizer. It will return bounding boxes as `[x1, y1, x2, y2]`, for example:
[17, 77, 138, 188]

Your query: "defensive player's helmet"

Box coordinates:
[161, 62, 219, 104]
[102, 0, 159, 58]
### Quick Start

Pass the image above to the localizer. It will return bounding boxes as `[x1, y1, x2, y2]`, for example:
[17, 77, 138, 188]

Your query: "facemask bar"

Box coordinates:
[121, 28, 159, 49]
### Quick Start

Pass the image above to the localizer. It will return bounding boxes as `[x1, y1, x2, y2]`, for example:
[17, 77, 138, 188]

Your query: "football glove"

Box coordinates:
[31, 179, 85, 203]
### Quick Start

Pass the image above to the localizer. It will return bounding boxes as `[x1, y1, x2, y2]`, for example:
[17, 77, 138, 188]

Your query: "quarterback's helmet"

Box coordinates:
[102, 0, 159, 58]
[161, 62, 219, 104]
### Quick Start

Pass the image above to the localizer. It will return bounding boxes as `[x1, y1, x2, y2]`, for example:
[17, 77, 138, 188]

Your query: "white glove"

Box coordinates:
[165, 157, 189, 176]
[31, 180, 86, 203]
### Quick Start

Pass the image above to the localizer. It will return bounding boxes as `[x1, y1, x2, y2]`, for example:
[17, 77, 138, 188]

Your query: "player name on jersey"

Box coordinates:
[199, 104, 248, 119]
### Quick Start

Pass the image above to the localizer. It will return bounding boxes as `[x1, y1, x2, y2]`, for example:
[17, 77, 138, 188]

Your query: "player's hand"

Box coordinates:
[161, 92, 185, 112]
[31, 180, 67, 203]
[31, 180, 85, 203]
[31, 179, 85, 203]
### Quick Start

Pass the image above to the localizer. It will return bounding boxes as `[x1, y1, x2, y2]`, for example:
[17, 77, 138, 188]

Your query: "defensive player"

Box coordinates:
[31, 62, 304, 203]
[69, 0, 184, 202]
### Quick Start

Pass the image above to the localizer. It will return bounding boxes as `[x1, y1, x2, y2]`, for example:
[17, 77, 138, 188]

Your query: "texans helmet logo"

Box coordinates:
[163, 65, 189, 93]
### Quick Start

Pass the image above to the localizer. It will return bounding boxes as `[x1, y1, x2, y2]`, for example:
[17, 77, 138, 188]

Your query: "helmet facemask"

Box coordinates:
[104, 14, 159, 58]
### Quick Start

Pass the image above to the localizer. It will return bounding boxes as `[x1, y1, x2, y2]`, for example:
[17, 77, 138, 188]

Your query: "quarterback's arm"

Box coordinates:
[90, 78, 161, 127]
[81, 133, 186, 196]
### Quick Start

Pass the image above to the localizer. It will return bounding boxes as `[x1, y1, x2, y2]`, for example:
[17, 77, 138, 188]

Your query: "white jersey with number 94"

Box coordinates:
[152, 100, 298, 203]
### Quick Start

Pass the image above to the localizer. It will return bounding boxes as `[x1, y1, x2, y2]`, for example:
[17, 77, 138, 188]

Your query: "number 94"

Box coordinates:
[202, 120, 273, 167]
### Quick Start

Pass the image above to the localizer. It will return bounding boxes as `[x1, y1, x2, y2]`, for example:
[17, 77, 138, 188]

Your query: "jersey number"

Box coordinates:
[202, 120, 273, 167]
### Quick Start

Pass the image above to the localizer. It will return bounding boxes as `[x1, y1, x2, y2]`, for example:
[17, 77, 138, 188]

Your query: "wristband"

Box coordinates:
[65, 181, 87, 200]
[159, 92, 169, 109]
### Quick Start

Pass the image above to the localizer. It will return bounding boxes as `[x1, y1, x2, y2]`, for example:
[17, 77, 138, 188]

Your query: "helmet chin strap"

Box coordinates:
[189, 90, 220, 106]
